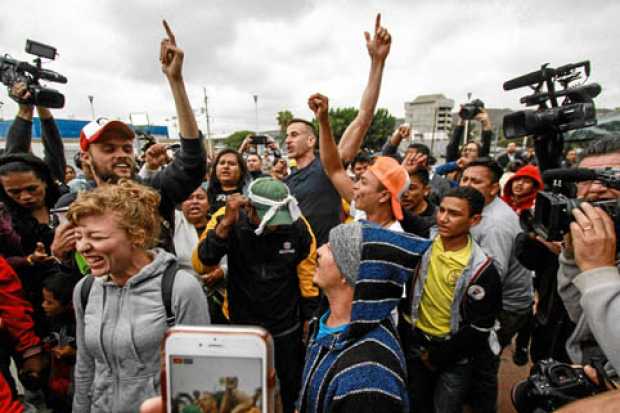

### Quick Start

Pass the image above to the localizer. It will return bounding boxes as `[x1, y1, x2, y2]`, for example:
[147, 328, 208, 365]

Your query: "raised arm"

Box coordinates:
[38, 106, 67, 183]
[147, 20, 206, 206]
[309, 93, 354, 202]
[338, 13, 391, 162]
[161, 20, 199, 140]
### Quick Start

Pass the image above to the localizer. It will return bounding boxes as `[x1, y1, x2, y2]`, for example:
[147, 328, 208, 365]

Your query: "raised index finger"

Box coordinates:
[375, 13, 381, 33]
[163, 19, 176, 45]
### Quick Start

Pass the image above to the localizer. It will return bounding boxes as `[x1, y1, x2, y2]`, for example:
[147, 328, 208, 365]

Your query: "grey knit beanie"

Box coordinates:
[328, 222, 363, 286]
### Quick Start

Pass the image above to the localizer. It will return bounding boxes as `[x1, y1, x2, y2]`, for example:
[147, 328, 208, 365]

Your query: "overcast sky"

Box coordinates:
[1, 0, 618, 135]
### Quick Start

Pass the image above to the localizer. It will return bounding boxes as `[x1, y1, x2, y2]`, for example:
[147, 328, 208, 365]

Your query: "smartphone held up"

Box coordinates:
[162, 326, 275, 413]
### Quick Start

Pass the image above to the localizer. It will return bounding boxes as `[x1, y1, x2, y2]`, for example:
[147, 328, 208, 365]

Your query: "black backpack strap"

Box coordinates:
[162, 261, 179, 327]
[80, 275, 95, 311]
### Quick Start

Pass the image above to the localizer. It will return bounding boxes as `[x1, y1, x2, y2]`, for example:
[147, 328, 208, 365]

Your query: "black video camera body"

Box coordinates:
[529, 167, 620, 241]
[0, 40, 67, 108]
[459, 99, 484, 120]
[512, 359, 605, 413]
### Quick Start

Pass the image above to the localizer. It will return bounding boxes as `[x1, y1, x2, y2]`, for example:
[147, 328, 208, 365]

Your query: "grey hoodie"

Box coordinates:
[557, 250, 620, 374]
[470, 196, 533, 312]
[72, 249, 210, 413]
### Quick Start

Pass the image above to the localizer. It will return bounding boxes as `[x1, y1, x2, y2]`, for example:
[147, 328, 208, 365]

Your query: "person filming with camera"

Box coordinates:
[557, 136, 620, 378]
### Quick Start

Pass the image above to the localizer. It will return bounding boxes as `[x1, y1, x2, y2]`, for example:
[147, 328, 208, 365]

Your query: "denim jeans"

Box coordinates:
[403, 328, 473, 413]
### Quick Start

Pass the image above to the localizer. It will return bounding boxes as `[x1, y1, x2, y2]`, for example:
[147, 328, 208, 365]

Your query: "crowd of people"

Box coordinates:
[1, 15, 619, 413]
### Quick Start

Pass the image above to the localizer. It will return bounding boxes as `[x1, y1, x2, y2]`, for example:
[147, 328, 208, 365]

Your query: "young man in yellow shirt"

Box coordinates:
[403, 187, 502, 413]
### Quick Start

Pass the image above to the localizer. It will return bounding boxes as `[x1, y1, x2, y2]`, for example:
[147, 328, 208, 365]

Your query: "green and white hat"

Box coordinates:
[248, 177, 301, 235]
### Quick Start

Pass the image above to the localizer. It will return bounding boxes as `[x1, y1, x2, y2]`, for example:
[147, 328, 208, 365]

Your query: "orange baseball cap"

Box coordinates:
[368, 156, 410, 221]
[79, 118, 134, 151]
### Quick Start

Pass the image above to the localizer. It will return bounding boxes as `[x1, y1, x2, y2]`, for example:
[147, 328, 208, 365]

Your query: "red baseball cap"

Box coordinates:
[368, 156, 410, 221]
[79, 118, 134, 151]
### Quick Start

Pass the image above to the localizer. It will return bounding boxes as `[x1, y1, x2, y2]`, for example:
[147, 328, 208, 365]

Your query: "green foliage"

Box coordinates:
[276, 110, 294, 140]
[223, 130, 253, 149]
[310, 107, 396, 151]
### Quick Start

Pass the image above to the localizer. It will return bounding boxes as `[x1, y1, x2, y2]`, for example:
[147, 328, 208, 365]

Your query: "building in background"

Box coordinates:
[404, 94, 454, 156]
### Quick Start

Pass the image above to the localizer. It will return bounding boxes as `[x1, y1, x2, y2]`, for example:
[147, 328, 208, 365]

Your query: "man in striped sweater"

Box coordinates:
[296, 222, 431, 413]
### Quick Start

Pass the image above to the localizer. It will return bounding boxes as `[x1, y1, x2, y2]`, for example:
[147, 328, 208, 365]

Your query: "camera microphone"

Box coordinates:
[503, 67, 554, 91]
[542, 168, 598, 183]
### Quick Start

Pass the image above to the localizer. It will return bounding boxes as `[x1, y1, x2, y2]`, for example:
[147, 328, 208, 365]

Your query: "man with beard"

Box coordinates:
[51, 21, 206, 261]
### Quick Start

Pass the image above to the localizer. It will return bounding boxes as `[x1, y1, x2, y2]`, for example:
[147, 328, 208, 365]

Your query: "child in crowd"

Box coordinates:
[41, 273, 78, 412]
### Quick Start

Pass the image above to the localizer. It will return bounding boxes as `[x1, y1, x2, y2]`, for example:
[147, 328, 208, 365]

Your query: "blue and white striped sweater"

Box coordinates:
[298, 223, 431, 413]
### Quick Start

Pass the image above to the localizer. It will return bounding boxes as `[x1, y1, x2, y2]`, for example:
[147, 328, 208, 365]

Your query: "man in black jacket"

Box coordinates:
[196, 178, 316, 413]
[50, 21, 206, 260]
[403, 187, 502, 413]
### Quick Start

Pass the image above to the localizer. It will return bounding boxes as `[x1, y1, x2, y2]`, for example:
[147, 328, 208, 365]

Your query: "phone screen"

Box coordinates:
[169, 355, 263, 413]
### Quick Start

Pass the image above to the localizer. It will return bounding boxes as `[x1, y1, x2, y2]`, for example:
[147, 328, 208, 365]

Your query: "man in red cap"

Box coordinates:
[309, 93, 410, 232]
[51, 21, 206, 258]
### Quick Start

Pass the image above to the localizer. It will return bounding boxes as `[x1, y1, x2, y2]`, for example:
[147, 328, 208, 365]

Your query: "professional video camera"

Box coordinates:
[0, 40, 67, 108]
[459, 98, 484, 120]
[503, 61, 601, 140]
[521, 167, 620, 241]
[511, 359, 610, 413]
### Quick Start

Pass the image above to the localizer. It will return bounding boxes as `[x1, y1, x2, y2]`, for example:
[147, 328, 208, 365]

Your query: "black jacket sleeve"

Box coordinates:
[144, 134, 206, 214]
[480, 129, 493, 158]
[40, 118, 66, 183]
[446, 126, 464, 162]
[428, 262, 502, 368]
[198, 227, 230, 267]
[5, 117, 32, 154]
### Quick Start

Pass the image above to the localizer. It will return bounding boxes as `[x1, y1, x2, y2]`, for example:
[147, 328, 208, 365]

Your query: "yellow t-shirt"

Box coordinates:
[416, 236, 473, 337]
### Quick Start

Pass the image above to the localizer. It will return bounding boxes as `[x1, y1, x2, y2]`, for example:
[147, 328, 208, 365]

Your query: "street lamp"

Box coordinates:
[88, 95, 95, 120]
[253, 94, 259, 134]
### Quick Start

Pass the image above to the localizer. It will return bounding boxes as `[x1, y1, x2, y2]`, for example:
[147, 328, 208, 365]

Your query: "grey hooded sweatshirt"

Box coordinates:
[72, 249, 210, 413]
[558, 249, 620, 374]
[470, 196, 534, 312]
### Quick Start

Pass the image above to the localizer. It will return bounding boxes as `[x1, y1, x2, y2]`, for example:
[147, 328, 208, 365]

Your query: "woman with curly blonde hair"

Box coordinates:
[69, 179, 209, 413]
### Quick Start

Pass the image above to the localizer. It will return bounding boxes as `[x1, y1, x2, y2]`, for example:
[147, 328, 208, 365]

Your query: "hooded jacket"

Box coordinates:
[297, 223, 431, 413]
[409, 235, 502, 368]
[72, 249, 210, 413]
[501, 164, 543, 215]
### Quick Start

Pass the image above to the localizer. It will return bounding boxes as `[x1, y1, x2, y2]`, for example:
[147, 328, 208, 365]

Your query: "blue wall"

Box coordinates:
[0, 118, 168, 139]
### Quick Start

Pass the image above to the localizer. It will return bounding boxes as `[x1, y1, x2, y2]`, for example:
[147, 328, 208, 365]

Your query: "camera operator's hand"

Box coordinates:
[239, 134, 254, 153]
[51, 223, 77, 261]
[571, 202, 617, 272]
[308, 93, 329, 123]
[144, 143, 169, 170]
[10, 82, 34, 120]
[474, 109, 492, 131]
[365, 13, 391, 62]
[160, 20, 184, 81]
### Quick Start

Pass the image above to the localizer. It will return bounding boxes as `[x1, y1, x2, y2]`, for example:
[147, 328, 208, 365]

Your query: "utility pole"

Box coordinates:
[203, 87, 213, 157]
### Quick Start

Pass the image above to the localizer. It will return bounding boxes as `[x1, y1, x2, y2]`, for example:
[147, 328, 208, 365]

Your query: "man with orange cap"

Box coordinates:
[308, 93, 410, 233]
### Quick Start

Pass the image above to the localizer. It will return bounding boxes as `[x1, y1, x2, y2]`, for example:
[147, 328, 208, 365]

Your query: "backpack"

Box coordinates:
[80, 261, 179, 327]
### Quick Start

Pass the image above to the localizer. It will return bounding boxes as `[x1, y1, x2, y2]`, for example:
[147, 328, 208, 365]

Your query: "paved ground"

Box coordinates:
[498, 344, 531, 412]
